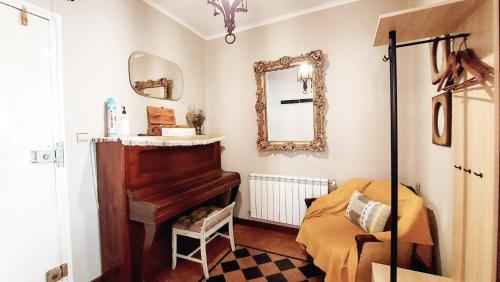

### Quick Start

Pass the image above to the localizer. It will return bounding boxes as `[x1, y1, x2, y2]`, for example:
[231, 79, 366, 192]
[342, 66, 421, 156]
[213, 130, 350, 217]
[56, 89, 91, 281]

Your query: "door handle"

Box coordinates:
[30, 143, 64, 167]
[31, 149, 56, 163]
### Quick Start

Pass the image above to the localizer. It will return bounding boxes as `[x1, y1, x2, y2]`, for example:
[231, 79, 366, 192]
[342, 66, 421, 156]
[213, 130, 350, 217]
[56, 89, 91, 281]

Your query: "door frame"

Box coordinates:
[0, 0, 73, 281]
[494, 0, 500, 274]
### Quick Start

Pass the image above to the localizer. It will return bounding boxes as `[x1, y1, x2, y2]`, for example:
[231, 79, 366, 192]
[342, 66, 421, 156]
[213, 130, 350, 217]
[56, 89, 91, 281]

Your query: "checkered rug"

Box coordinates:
[200, 245, 324, 282]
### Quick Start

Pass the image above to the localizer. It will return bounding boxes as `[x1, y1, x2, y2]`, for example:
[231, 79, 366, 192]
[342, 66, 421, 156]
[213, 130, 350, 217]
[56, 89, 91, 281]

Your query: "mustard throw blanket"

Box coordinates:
[296, 179, 434, 282]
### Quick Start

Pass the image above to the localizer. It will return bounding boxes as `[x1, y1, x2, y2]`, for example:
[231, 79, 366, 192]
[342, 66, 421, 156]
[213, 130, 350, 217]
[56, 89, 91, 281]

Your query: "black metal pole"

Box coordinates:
[389, 30, 398, 282]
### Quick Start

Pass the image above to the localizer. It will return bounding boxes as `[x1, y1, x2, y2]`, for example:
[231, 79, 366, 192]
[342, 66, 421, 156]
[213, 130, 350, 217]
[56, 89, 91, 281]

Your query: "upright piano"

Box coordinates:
[95, 136, 240, 281]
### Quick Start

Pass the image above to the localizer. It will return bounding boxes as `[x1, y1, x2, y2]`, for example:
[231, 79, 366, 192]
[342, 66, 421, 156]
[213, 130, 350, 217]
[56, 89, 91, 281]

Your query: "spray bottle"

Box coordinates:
[106, 98, 118, 138]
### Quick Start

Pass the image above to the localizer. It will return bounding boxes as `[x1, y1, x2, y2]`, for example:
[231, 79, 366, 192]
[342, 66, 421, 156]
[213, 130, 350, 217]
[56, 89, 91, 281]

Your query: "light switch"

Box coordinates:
[76, 132, 90, 143]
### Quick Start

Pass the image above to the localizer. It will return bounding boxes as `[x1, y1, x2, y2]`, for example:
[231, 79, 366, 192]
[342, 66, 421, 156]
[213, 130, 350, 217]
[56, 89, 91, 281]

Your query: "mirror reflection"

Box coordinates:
[266, 67, 314, 142]
[129, 51, 183, 101]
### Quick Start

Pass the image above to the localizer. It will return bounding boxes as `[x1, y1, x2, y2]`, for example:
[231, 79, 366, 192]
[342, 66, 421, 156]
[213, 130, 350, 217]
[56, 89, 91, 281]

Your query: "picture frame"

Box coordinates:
[432, 91, 452, 146]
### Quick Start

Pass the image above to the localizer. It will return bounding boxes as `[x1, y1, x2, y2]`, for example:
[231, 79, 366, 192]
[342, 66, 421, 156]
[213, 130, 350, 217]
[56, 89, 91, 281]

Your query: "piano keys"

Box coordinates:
[95, 136, 240, 281]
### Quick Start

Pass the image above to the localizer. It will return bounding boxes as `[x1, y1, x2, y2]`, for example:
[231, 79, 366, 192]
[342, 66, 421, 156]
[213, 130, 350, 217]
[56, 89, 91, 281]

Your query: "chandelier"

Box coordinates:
[207, 0, 248, 44]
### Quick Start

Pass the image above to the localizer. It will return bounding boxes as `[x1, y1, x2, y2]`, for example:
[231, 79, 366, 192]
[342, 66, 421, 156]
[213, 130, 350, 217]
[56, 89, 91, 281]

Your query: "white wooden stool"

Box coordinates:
[171, 202, 236, 279]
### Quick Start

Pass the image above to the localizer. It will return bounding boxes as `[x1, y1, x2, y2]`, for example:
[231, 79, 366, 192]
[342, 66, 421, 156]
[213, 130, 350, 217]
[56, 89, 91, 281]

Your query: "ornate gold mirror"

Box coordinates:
[254, 50, 326, 152]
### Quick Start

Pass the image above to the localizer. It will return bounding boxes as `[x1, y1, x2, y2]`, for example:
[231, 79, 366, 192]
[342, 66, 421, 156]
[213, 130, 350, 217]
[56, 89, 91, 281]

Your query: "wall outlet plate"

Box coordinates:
[76, 132, 90, 143]
[415, 183, 421, 194]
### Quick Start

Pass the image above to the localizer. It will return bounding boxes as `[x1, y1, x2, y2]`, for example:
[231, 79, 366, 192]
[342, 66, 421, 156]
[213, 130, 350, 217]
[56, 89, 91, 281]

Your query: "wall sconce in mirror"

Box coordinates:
[128, 51, 184, 101]
[297, 63, 313, 94]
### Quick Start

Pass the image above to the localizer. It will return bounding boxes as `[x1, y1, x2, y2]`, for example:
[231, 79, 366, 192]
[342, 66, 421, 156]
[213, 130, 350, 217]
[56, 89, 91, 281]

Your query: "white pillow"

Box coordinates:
[345, 191, 391, 233]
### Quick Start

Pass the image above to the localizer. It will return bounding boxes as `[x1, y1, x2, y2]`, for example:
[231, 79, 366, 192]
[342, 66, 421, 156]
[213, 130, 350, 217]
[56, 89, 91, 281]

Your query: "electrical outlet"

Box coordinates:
[415, 183, 421, 194]
[76, 132, 90, 143]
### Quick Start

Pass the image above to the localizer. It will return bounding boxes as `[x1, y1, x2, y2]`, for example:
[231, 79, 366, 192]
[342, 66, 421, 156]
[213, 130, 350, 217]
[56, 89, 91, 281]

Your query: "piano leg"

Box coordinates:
[230, 186, 239, 203]
[213, 186, 240, 207]
[138, 223, 157, 282]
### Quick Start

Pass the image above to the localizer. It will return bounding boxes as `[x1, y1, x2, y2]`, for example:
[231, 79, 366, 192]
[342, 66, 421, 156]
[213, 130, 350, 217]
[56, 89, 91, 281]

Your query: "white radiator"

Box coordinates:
[249, 173, 331, 226]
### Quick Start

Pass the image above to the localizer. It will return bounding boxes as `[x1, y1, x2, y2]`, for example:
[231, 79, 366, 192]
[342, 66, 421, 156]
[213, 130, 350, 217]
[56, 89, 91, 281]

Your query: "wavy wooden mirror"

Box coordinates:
[254, 50, 326, 152]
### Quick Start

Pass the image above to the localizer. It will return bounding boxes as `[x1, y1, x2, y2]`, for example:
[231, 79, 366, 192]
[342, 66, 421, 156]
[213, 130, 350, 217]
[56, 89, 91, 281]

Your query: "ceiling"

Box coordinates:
[143, 0, 357, 40]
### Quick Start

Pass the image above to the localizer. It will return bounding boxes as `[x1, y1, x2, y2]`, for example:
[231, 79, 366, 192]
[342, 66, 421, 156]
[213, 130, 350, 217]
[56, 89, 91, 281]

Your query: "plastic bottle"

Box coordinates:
[106, 98, 118, 138]
[120, 106, 130, 137]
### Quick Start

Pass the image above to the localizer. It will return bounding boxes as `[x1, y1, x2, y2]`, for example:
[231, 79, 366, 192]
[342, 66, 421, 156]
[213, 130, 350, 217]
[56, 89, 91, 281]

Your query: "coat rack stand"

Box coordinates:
[384, 31, 469, 282]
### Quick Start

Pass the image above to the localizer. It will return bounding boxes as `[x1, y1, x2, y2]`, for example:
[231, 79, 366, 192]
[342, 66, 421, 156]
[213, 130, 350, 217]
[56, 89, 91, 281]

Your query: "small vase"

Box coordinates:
[195, 126, 202, 135]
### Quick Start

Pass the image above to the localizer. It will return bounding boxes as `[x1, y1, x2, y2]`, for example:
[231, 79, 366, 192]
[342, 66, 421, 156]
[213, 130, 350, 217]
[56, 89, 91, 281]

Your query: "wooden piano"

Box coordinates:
[95, 136, 240, 281]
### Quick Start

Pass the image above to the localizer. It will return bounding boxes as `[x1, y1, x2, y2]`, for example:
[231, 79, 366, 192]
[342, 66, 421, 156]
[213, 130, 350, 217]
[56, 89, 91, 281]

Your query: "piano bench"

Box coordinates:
[171, 202, 236, 279]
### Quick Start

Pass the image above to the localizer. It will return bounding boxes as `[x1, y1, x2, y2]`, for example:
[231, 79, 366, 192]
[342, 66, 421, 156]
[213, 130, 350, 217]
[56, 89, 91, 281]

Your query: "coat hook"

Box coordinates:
[454, 165, 462, 170]
[463, 168, 472, 174]
[458, 37, 468, 51]
[473, 172, 483, 178]
[383, 55, 390, 62]
[21, 7, 28, 26]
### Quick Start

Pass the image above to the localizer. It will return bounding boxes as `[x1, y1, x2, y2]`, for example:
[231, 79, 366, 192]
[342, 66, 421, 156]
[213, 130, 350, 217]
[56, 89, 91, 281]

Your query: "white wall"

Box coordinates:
[23, 0, 206, 281]
[398, 41, 455, 276]
[205, 0, 407, 220]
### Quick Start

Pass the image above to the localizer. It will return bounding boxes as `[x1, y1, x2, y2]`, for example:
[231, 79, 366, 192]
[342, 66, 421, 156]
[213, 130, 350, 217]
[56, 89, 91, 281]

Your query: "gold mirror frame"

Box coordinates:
[133, 78, 170, 98]
[254, 50, 326, 152]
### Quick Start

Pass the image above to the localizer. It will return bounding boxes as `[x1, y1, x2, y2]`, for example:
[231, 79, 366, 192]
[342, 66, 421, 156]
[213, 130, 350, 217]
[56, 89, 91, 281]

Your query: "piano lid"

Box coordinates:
[92, 135, 225, 147]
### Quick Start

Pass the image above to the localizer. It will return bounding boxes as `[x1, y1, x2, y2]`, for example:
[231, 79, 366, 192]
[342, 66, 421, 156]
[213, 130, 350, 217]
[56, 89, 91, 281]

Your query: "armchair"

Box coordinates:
[297, 179, 433, 282]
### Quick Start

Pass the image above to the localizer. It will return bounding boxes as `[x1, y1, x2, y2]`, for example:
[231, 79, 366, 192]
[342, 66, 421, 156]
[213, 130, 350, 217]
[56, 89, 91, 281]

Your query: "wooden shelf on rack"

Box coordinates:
[373, 0, 484, 47]
[372, 263, 452, 282]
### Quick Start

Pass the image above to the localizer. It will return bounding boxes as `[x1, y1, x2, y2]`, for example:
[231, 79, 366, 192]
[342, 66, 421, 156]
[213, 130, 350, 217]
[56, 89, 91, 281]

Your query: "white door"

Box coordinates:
[450, 2, 497, 280]
[0, 2, 71, 281]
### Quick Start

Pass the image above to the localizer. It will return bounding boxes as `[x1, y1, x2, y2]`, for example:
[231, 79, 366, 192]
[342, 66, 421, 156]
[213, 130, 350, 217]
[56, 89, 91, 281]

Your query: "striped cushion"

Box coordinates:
[345, 191, 391, 233]
[173, 206, 230, 233]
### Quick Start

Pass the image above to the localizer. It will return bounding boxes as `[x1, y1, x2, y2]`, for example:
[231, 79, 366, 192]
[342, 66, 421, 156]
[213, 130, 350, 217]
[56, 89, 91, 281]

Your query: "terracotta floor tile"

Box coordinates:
[258, 261, 280, 276]
[282, 268, 306, 281]
[290, 258, 308, 268]
[238, 256, 256, 269]
[268, 253, 283, 261]
[249, 277, 267, 282]
[222, 252, 235, 262]
[247, 247, 261, 256]
[223, 268, 246, 281]
[210, 264, 223, 276]
[235, 224, 305, 260]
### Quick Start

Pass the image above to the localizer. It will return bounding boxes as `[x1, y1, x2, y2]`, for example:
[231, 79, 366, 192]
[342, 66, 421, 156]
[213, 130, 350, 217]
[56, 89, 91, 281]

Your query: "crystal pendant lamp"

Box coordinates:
[207, 0, 248, 44]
